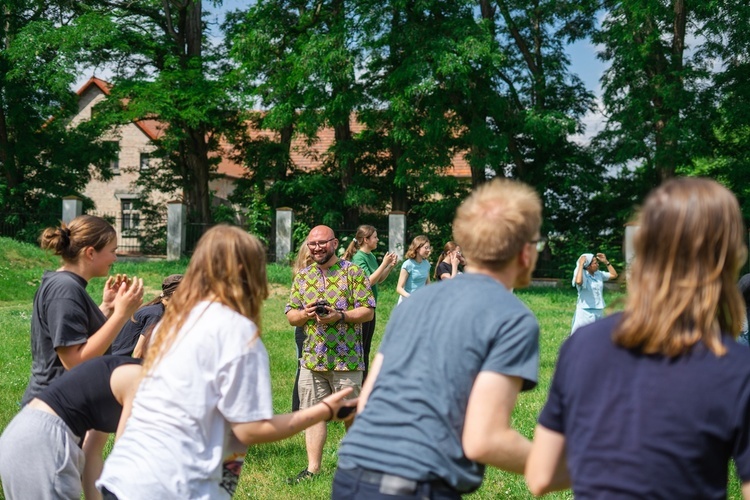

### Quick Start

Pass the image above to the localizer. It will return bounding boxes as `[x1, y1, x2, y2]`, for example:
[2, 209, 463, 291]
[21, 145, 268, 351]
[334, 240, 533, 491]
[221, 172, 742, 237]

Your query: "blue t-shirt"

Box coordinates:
[575, 270, 610, 309]
[338, 273, 539, 493]
[539, 313, 750, 499]
[401, 258, 430, 294]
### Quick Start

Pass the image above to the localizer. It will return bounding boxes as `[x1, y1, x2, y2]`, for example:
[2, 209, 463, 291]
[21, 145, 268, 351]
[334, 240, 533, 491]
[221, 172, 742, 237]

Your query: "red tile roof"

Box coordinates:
[76, 78, 471, 179]
[77, 77, 165, 141]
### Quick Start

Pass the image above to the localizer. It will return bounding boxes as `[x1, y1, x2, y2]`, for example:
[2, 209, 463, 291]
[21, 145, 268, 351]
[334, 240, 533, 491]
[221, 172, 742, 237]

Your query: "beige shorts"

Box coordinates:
[298, 367, 362, 409]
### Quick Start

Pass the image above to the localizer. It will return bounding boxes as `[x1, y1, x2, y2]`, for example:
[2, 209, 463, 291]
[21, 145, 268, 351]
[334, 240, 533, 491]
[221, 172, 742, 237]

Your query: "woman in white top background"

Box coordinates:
[570, 252, 617, 333]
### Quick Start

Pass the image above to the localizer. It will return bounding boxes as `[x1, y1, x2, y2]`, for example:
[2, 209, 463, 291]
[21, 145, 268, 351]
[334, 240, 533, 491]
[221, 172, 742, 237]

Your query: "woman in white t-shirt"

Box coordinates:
[97, 225, 356, 500]
[396, 235, 432, 304]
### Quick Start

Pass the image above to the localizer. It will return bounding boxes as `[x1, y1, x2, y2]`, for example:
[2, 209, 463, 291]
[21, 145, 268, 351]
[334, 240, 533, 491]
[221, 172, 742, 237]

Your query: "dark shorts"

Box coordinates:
[332, 466, 462, 499]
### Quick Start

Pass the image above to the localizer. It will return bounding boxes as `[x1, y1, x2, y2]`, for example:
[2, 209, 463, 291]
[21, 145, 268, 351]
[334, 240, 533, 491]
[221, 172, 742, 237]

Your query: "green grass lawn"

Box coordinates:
[0, 237, 743, 499]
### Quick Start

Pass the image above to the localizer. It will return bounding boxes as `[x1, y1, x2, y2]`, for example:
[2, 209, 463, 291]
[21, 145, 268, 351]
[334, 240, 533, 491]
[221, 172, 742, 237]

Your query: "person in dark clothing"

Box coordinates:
[527, 178, 750, 499]
[0, 356, 143, 500]
[434, 241, 465, 281]
[738, 273, 750, 346]
[22, 215, 144, 406]
[111, 274, 183, 357]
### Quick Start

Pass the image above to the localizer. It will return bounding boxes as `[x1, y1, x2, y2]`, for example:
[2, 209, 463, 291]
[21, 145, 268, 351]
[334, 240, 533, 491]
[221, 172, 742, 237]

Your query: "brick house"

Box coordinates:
[74, 77, 241, 251]
[73, 77, 471, 252]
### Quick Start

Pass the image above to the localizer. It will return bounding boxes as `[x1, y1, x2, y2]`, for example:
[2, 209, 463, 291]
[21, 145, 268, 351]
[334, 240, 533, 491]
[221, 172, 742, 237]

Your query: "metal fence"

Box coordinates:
[0, 213, 60, 245]
[87, 211, 168, 256]
[0, 214, 26, 239]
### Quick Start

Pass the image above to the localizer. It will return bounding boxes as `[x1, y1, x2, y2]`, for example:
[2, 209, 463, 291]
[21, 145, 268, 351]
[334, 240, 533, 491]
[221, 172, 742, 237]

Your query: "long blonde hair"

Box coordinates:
[615, 178, 747, 357]
[293, 241, 313, 275]
[143, 225, 269, 373]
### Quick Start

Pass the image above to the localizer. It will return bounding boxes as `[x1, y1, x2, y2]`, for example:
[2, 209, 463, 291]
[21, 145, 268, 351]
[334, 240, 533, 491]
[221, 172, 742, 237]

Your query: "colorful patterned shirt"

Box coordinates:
[285, 259, 376, 371]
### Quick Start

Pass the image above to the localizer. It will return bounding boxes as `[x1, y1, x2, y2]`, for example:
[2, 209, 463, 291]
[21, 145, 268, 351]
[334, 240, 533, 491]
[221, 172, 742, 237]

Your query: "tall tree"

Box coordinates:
[89, 0, 237, 225]
[226, 0, 368, 229]
[0, 1, 115, 239]
[593, 0, 716, 183]
[674, 0, 750, 220]
[483, 0, 598, 240]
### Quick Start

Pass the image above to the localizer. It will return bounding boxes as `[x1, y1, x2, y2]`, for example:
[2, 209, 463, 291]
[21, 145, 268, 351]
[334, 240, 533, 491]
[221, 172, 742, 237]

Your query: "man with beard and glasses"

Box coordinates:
[285, 225, 375, 483]
[332, 179, 544, 499]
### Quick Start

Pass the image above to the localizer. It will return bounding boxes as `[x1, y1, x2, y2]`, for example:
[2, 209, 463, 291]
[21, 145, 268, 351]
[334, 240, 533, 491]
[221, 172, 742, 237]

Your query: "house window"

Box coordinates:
[106, 141, 120, 175]
[139, 152, 151, 171]
[121, 199, 140, 236]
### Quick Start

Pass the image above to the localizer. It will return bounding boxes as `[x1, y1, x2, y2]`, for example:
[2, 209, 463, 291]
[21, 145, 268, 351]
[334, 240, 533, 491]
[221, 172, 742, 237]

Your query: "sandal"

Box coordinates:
[287, 468, 316, 484]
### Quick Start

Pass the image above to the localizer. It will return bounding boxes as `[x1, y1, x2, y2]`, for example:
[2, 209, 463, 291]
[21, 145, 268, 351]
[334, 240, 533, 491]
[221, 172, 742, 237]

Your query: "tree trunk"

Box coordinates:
[335, 120, 359, 228]
[184, 127, 212, 224]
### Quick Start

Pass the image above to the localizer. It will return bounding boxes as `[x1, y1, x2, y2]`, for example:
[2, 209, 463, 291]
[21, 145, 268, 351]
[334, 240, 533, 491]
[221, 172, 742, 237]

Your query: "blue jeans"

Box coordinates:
[739, 330, 750, 346]
[331, 466, 462, 499]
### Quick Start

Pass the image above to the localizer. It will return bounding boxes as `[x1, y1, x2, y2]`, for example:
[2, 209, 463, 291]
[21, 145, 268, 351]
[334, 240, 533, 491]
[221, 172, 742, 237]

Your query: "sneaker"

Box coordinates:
[287, 468, 316, 484]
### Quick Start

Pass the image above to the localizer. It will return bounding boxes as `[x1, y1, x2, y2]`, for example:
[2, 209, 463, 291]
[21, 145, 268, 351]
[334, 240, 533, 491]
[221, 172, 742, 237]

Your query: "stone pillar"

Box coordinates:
[623, 222, 639, 282]
[389, 212, 406, 260]
[62, 196, 83, 224]
[167, 201, 186, 261]
[276, 208, 294, 263]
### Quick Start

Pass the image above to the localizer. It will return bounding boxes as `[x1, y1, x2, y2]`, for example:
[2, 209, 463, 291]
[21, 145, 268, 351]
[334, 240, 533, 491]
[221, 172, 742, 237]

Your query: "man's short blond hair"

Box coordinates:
[453, 178, 542, 271]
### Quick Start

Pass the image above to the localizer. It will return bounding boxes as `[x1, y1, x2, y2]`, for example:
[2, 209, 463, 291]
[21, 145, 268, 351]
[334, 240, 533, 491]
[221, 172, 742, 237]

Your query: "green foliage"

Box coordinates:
[223, 0, 601, 278]
[137, 204, 168, 256]
[592, 0, 717, 183]
[0, 3, 117, 233]
[227, 182, 273, 245]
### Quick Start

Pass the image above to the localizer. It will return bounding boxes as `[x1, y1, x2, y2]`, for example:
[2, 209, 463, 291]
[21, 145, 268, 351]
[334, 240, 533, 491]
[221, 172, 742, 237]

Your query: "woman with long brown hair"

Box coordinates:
[526, 178, 750, 498]
[98, 225, 356, 499]
[343, 225, 398, 380]
[434, 241, 465, 281]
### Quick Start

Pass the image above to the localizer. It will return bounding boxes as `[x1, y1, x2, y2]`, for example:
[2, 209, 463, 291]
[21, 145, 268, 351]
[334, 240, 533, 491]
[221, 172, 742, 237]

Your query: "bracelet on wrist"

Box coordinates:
[321, 400, 334, 421]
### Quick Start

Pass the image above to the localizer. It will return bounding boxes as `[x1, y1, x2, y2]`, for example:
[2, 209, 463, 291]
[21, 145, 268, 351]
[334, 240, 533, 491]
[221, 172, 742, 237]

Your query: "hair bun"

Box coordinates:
[58, 227, 71, 246]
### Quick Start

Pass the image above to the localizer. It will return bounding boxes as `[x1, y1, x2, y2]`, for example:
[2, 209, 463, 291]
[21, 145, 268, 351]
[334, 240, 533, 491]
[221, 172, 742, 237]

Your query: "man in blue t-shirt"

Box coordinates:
[333, 179, 544, 498]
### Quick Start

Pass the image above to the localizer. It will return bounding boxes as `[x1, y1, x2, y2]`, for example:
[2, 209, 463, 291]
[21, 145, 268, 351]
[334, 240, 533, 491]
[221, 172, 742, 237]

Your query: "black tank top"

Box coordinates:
[37, 356, 142, 437]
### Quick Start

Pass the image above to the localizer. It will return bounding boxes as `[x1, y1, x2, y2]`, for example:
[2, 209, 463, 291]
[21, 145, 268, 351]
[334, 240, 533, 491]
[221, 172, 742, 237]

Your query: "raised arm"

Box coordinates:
[368, 252, 398, 285]
[462, 371, 531, 474]
[574, 256, 586, 286]
[596, 253, 617, 280]
[57, 279, 144, 370]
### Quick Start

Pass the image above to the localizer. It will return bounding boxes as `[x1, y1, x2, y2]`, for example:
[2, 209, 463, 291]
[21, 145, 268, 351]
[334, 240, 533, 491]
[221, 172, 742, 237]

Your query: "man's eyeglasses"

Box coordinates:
[530, 238, 547, 252]
[307, 238, 336, 249]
